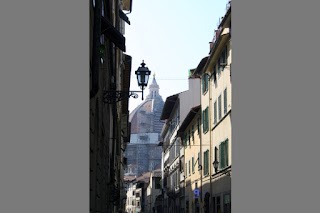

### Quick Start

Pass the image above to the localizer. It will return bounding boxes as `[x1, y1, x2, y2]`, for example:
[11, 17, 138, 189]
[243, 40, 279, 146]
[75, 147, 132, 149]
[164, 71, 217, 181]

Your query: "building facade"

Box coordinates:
[177, 105, 202, 213]
[146, 169, 162, 213]
[199, 4, 232, 213]
[90, 0, 133, 212]
[158, 3, 232, 213]
[209, 6, 232, 213]
[160, 77, 201, 213]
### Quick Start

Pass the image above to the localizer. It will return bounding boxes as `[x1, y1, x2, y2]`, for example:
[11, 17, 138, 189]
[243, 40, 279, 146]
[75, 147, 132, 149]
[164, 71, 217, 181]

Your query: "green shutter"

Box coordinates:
[224, 88, 227, 114]
[214, 101, 217, 124]
[222, 142, 226, 169]
[202, 110, 205, 133]
[192, 157, 194, 173]
[225, 139, 229, 167]
[204, 150, 209, 175]
[219, 144, 223, 169]
[219, 95, 222, 120]
[203, 152, 206, 175]
[203, 107, 209, 133]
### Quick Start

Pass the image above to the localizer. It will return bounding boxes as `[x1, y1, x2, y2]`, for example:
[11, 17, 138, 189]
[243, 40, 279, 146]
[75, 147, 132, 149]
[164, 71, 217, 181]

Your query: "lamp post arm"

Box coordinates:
[103, 90, 144, 104]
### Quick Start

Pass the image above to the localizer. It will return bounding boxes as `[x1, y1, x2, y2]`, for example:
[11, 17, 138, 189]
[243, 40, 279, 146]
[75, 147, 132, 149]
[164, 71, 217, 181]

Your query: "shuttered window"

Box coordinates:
[218, 95, 222, 120]
[219, 139, 229, 169]
[192, 157, 195, 173]
[224, 88, 227, 114]
[204, 150, 209, 176]
[214, 101, 217, 124]
[202, 107, 209, 133]
[202, 74, 209, 94]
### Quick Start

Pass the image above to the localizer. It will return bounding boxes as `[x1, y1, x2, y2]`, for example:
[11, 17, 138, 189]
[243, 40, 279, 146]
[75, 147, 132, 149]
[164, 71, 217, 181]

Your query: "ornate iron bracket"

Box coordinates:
[103, 90, 143, 104]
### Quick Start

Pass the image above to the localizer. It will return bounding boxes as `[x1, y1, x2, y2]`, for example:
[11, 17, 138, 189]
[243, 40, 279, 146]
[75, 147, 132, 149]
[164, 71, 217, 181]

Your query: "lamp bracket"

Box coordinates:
[103, 90, 142, 104]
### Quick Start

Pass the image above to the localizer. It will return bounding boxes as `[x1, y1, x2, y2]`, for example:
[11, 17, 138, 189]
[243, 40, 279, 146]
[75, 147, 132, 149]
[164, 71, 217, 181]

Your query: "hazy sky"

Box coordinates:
[125, 0, 229, 112]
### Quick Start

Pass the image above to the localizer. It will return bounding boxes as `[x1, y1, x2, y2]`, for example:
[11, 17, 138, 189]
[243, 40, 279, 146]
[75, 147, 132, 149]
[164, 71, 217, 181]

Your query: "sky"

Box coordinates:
[125, 0, 229, 112]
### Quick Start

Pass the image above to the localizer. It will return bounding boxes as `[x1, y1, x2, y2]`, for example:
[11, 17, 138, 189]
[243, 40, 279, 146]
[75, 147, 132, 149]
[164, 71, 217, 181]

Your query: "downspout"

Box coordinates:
[208, 73, 213, 211]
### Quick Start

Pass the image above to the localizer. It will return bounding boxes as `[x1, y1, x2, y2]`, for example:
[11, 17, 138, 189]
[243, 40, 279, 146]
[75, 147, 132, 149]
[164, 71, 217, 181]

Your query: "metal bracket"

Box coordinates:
[103, 90, 142, 104]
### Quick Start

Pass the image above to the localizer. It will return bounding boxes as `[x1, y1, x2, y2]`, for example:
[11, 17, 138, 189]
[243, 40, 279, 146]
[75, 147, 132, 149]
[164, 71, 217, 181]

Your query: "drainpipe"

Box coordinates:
[208, 73, 213, 211]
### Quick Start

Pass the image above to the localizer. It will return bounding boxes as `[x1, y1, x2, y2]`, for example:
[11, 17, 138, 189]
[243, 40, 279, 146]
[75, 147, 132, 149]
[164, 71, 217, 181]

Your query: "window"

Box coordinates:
[203, 150, 209, 176]
[198, 152, 201, 170]
[189, 160, 191, 176]
[202, 74, 209, 94]
[218, 95, 222, 120]
[155, 177, 161, 189]
[224, 194, 231, 213]
[188, 129, 191, 145]
[214, 101, 217, 125]
[218, 46, 228, 72]
[219, 139, 229, 169]
[214, 146, 218, 167]
[184, 133, 188, 147]
[215, 63, 220, 76]
[217, 196, 221, 213]
[180, 160, 184, 172]
[202, 107, 209, 133]
[212, 197, 216, 213]
[192, 157, 194, 173]
[224, 88, 228, 114]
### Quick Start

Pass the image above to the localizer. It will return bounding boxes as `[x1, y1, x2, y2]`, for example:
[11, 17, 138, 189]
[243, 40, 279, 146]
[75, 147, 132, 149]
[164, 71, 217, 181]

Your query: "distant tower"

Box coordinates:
[147, 73, 160, 99]
[124, 75, 164, 176]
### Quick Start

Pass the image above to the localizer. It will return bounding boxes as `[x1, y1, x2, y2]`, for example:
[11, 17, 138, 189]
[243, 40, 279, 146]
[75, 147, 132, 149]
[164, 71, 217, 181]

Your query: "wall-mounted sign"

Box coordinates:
[194, 188, 200, 198]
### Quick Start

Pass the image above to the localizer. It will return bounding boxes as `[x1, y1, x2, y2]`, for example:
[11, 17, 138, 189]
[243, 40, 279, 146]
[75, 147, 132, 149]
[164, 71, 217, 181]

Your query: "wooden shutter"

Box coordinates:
[202, 110, 205, 132]
[218, 96, 221, 120]
[192, 157, 194, 173]
[203, 151, 207, 175]
[214, 101, 217, 124]
[219, 143, 223, 169]
[224, 88, 227, 114]
[225, 139, 229, 167]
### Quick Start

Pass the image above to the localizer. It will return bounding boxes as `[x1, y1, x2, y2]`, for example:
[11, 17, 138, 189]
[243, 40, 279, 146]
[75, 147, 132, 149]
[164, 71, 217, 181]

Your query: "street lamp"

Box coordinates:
[135, 60, 151, 100]
[213, 160, 219, 173]
[103, 60, 151, 104]
[213, 146, 219, 173]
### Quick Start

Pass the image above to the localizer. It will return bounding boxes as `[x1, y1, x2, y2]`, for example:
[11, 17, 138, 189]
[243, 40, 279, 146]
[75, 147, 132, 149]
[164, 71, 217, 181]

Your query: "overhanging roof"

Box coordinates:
[177, 105, 201, 137]
[193, 56, 209, 75]
[160, 94, 179, 120]
[218, 6, 231, 29]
